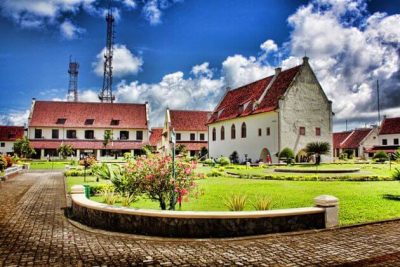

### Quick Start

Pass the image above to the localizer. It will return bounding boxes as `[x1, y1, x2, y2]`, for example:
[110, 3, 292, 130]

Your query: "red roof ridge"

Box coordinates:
[169, 109, 212, 113]
[34, 100, 147, 106]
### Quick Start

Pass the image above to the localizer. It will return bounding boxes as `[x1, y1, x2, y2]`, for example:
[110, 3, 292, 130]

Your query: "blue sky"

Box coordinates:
[0, 0, 399, 129]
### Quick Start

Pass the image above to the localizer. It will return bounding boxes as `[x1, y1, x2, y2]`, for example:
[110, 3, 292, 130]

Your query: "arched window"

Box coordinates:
[241, 122, 247, 138]
[212, 128, 216, 141]
[221, 126, 225, 140]
[231, 124, 236, 139]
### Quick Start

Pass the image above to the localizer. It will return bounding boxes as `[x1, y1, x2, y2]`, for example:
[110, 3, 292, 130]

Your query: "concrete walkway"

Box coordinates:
[0, 172, 400, 266]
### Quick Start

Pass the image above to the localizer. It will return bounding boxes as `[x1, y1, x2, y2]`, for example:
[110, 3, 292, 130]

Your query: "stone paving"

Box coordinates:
[1, 172, 400, 266]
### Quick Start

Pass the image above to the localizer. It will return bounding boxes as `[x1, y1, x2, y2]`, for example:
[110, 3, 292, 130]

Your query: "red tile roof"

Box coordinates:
[0, 126, 24, 141]
[365, 145, 399, 153]
[176, 142, 207, 151]
[30, 140, 145, 150]
[29, 101, 148, 129]
[334, 129, 372, 149]
[208, 65, 302, 124]
[379, 117, 400, 135]
[149, 128, 163, 146]
[170, 110, 211, 131]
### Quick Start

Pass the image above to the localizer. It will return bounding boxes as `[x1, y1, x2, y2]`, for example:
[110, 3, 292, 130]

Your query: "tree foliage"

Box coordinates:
[175, 144, 187, 156]
[103, 130, 113, 148]
[373, 151, 389, 163]
[278, 147, 294, 165]
[13, 137, 36, 158]
[305, 142, 331, 165]
[57, 144, 74, 159]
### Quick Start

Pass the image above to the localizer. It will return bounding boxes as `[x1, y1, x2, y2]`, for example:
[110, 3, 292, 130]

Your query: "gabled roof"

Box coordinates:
[208, 65, 302, 124]
[333, 128, 372, 149]
[149, 128, 163, 146]
[169, 110, 211, 131]
[0, 126, 24, 141]
[29, 101, 148, 129]
[30, 140, 145, 150]
[380, 117, 400, 135]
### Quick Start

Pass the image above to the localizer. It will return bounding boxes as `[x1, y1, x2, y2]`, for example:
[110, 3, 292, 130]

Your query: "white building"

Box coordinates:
[207, 57, 333, 163]
[162, 109, 211, 157]
[28, 100, 150, 159]
[365, 117, 400, 156]
[333, 127, 379, 159]
[0, 126, 25, 155]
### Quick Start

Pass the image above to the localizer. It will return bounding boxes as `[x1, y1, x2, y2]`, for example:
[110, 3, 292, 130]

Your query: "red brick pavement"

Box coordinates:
[0, 172, 400, 266]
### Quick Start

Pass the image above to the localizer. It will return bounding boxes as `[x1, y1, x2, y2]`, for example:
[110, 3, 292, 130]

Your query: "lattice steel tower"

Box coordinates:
[98, 2, 115, 103]
[67, 59, 79, 102]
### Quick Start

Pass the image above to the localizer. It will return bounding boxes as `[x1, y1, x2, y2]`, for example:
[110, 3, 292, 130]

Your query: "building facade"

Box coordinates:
[0, 126, 25, 155]
[207, 57, 333, 163]
[162, 109, 210, 157]
[333, 127, 379, 159]
[366, 117, 400, 156]
[28, 100, 150, 159]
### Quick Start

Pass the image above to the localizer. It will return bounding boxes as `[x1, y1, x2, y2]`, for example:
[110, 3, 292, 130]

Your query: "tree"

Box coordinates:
[373, 151, 389, 163]
[278, 148, 294, 165]
[175, 144, 187, 156]
[13, 137, 36, 158]
[103, 130, 113, 156]
[57, 144, 74, 159]
[229, 151, 239, 164]
[305, 142, 331, 165]
[199, 147, 208, 159]
[141, 144, 155, 156]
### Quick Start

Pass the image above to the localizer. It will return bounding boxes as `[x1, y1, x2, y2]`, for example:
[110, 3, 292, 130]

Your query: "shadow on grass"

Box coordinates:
[383, 194, 400, 201]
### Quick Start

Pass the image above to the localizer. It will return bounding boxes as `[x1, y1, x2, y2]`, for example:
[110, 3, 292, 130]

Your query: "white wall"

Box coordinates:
[208, 112, 279, 162]
[0, 141, 15, 154]
[175, 130, 208, 142]
[379, 133, 400, 146]
[28, 127, 149, 142]
[279, 63, 333, 162]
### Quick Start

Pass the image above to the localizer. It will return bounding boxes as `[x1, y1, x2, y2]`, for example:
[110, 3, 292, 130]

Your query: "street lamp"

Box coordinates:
[170, 129, 177, 210]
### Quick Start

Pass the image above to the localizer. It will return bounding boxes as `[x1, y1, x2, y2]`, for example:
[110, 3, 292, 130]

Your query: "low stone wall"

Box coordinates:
[274, 168, 360, 174]
[70, 186, 339, 238]
[1, 165, 26, 181]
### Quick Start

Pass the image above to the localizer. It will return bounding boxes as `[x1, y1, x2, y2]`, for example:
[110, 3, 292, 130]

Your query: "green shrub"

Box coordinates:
[0, 156, 6, 172]
[64, 169, 93, 177]
[393, 168, 400, 181]
[252, 196, 273, 210]
[101, 185, 117, 205]
[207, 169, 223, 177]
[89, 184, 110, 196]
[339, 153, 348, 160]
[217, 157, 230, 166]
[373, 151, 389, 163]
[278, 148, 294, 165]
[123, 152, 133, 161]
[120, 193, 136, 207]
[224, 194, 247, 211]
[203, 158, 214, 166]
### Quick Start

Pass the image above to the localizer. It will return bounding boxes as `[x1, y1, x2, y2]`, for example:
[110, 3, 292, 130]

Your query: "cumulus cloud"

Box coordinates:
[142, 0, 182, 25]
[0, 110, 30, 126]
[60, 20, 85, 39]
[93, 44, 143, 77]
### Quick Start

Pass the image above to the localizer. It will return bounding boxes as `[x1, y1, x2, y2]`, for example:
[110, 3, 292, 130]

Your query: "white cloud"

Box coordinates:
[0, 110, 30, 126]
[121, 0, 136, 9]
[260, 39, 278, 54]
[93, 44, 143, 77]
[142, 0, 162, 25]
[60, 20, 85, 39]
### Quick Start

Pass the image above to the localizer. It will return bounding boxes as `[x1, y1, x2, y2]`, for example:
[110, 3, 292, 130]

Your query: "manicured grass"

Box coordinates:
[66, 176, 109, 192]
[28, 161, 70, 170]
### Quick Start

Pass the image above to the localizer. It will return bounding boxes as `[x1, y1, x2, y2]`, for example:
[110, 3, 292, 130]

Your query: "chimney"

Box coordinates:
[302, 56, 309, 64]
[275, 67, 282, 75]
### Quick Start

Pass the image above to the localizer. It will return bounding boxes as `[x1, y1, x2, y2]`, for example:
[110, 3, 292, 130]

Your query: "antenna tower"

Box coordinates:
[67, 58, 79, 102]
[99, 1, 115, 103]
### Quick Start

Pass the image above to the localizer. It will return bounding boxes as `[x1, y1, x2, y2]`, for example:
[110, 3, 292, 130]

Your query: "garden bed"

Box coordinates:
[274, 168, 360, 174]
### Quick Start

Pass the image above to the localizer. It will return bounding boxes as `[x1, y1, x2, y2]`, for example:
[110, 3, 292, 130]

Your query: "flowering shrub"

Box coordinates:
[3, 155, 12, 168]
[124, 155, 198, 210]
[0, 156, 7, 172]
[79, 156, 97, 167]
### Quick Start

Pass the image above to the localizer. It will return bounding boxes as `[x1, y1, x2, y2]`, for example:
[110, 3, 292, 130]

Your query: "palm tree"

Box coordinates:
[305, 142, 331, 165]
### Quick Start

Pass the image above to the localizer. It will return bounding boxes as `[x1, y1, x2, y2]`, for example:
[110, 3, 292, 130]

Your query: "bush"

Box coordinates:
[3, 155, 12, 168]
[101, 185, 117, 205]
[373, 151, 389, 163]
[343, 149, 354, 159]
[224, 194, 247, 211]
[339, 153, 348, 160]
[278, 148, 294, 165]
[64, 169, 93, 177]
[393, 168, 400, 181]
[120, 192, 136, 207]
[11, 155, 20, 164]
[217, 157, 230, 166]
[0, 156, 7, 172]
[229, 151, 239, 164]
[79, 156, 97, 167]
[203, 158, 214, 166]
[89, 184, 110, 196]
[252, 196, 273, 210]
[123, 152, 132, 161]
[207, 169, 223, 177]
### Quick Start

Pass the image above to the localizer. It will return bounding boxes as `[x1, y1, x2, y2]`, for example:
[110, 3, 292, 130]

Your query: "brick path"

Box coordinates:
[1, 172, 400, 266]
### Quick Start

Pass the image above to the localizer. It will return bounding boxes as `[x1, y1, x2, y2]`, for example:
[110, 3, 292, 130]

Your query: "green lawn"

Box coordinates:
[65, 176, 109, 192]
[28, 161, 70, 170]
[67, 163, 400, 226]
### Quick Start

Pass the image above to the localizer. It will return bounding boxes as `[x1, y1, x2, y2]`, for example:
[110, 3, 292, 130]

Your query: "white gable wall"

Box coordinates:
[279, 63, 333, 162]
[208, 112, 279, 162]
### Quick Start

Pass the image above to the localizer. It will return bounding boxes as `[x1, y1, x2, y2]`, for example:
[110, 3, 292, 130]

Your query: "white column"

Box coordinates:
[314, 195, 339, 228]
[76, 149, 81, 159]
[131, 150, 135, 157]
[40, 149, 45, 159]
[96, 149, 101, 160]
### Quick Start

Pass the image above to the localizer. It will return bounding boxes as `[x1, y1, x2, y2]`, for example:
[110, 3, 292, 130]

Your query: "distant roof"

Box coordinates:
[208, 65, 302, 124]
[176, 142, 207, 151]
[30, 140, 145, 150]
[29, 101, 148, 129]
[380, 117, 400, 135]
[170, 110, 211, 131]
[333, 128, 372, 149]
[149, 128, 163, 146]
[0, 126, 24, 141]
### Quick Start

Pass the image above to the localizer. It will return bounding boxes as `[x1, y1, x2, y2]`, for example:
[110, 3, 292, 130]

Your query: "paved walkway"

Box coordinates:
[1, 172, 400, 266]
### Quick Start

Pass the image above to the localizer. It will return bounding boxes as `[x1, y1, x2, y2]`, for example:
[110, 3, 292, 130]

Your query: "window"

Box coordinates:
[34, 129, 42, 139]
[266, 127, 270, 136]
[85, 119, 94, 125]
[120, 131, 129, 140]
[382, 139, 388, 145]
[200, 133, 205, 141]
[136, 131, 143, 141]
[241, 122, 247, 138]
[0, 142, 4, 147]
[221, 126, 225, 140]
[212, 128, 216, 141]
[316, 127, 321, 136]
[299, 127, 306, 136]
[394, 138, 399, 145]
[176, 133, 181, 141]
[56, 118, 66, 125]
[110, 119, 120, 126]
[231, 124, 236, 139]
[52, 129, 59, 139]
[258, 128, 262, 136]
[66, 130, 76, 139]
[85, 130, 94, 139]
[190, 133, 195, 141]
